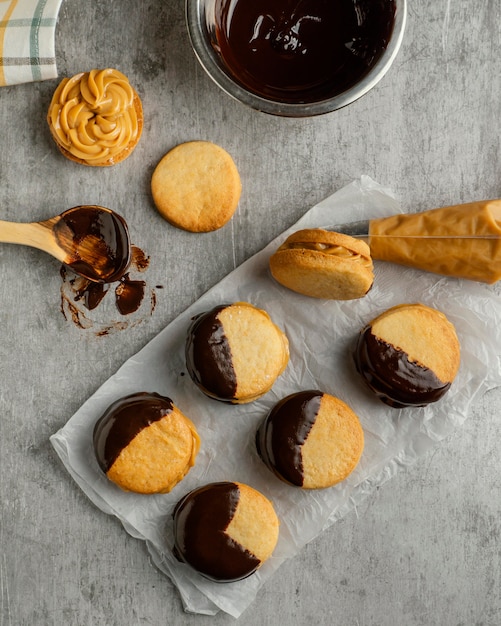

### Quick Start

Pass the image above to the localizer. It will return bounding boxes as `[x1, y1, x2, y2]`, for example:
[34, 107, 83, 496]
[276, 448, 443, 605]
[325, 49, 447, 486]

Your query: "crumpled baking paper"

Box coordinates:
[50, 176, 501, 618]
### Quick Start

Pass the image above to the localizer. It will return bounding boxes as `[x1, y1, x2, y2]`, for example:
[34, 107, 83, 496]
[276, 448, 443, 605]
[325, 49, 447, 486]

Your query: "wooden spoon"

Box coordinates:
[0, 205, 131, 283]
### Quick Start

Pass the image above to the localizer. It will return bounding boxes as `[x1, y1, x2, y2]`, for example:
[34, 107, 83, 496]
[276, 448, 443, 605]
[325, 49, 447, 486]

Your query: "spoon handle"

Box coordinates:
[0, 218, 65, 262]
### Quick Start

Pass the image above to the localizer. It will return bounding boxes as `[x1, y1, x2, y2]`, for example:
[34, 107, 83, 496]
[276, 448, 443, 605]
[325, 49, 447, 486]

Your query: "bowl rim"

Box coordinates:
[185, 0, 408, 118]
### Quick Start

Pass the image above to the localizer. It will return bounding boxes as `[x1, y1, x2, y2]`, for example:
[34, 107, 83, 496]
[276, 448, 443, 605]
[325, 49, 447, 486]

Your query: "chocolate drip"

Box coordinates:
[354, 328, 451, 408]
[185, 305, 237, 401]
[73, 278, 111, 310]
[256, 391, 322, 486]
[93, 392, 174, 472]
[115, 274, 146, 315]
[214, 0, 396, 104]
[172, 482, 261, 582]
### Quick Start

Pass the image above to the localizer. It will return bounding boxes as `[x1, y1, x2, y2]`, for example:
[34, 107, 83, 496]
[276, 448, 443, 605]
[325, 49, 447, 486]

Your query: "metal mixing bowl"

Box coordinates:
[186, 0, 407, 117]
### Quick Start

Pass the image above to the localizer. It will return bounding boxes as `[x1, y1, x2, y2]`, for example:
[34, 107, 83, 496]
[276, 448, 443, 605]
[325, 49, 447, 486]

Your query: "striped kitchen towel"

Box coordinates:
[0, 0, 63, 86]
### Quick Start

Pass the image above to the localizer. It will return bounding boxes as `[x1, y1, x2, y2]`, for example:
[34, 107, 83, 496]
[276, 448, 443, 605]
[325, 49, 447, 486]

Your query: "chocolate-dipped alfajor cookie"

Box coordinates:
[354, 303, 461, 408]
[256, 390, 364, 489]
[172, 481, 279, 582]
[93, 392, 200, 494]
[185, 302, 289, 404]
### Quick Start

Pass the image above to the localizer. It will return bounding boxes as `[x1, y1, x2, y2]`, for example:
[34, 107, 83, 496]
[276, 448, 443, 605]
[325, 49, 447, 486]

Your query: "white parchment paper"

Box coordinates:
[50, 177, 501, 618]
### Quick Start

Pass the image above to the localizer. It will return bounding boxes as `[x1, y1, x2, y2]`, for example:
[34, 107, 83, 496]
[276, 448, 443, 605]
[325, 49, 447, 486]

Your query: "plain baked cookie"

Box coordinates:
[256, 390, 364, 489]
[269, 228, 374, 299]
[172, 481, 280, 582]
[151, 141, 242, 232]
[93, 392, 200, 494]
[354, 303, 461, 407]
[47, 68, 143, 166]
[185, 302, 289, 404]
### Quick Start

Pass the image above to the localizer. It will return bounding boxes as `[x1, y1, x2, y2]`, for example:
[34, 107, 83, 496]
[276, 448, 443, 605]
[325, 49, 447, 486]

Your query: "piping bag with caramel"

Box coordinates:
[326, 200, 501, 284]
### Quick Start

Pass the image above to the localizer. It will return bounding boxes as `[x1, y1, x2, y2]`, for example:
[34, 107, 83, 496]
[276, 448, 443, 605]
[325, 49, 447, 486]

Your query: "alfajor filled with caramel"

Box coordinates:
[269, 229, 374, 300]
[256, 390, 364, 489]
[354, 303, 461, 408]
[172, 481, 279, 582]
[93, 392, 200, 494]
[185, 302, 289, 404]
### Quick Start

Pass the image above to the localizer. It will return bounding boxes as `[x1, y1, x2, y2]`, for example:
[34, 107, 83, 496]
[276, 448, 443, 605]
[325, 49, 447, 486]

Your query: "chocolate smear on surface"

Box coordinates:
[60, 244, 156, 335]
[115, 274, 147, 315]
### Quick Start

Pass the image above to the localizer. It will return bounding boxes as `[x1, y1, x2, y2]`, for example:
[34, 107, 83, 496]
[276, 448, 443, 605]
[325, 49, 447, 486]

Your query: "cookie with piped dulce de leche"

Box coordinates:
[354, 303, 461, 408]
[47, 68, 143, 166]
[256, 390, 364, 489]
[185, 302, 289, 404]
[172, 481, 279, 582]
[93, 392, 200, 494]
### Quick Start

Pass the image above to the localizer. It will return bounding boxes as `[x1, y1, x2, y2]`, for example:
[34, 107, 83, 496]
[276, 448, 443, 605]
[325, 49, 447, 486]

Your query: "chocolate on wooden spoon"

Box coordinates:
[0, 205, 131, 283]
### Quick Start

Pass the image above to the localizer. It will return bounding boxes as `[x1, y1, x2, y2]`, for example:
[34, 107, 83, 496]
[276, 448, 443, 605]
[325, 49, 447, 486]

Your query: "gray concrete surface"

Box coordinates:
[1, 1, 500, 624]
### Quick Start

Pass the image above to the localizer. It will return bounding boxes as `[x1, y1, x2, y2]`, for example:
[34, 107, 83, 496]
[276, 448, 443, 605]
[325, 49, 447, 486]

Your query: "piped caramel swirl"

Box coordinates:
[48, 68, 142, 166]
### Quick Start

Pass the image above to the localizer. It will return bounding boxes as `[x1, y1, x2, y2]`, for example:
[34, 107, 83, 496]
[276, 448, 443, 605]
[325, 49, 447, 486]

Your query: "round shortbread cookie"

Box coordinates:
[172, 481, 279, 582]
[151, 141, 241, 232]
[185, 302, 289, 404]
[256, 390, 364, 489]
[354, 303, 461, 407]
[93, 392, 200, 494]
[269, 228, 374, 300]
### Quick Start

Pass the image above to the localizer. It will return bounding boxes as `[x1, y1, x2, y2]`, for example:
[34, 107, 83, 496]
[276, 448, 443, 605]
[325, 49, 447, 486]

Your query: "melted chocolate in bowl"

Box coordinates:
[212, 0, 397, 104]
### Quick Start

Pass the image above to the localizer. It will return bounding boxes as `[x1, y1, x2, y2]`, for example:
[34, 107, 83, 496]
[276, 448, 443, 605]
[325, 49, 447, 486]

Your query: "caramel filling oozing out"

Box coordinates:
[283, 241, 372, 267]
[48, 68, 140, 165]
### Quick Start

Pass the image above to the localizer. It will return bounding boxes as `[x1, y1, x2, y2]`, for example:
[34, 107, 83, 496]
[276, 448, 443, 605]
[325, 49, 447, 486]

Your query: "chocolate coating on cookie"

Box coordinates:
[257, 391, 364, 489]
[354, 328, 451, 408]
[256, 391, 322, 486]
[185, 305, 237, 401]
[172, 482, 260, 582]
[185, 302, 289, 404]
[93, 392, 200, 494]
[94, 392, 174, 472]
